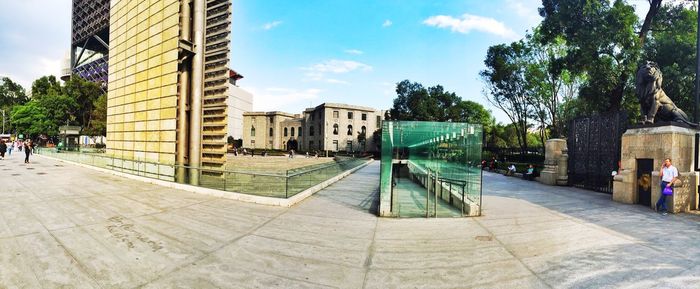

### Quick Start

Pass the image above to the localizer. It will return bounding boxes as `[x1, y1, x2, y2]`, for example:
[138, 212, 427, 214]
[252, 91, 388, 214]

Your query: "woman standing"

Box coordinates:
[23, 140, 31, 164]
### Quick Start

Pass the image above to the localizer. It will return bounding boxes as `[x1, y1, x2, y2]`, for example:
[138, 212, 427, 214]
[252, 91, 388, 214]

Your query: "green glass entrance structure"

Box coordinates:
[379, 121, 482, 217]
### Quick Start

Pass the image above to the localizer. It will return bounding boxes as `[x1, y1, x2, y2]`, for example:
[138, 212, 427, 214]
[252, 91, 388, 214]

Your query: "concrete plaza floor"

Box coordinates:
[3, 154, 700, 288]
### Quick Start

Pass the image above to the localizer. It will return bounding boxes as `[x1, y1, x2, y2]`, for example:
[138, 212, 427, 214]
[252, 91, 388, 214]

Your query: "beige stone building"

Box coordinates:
[242, 112, 298, 150]
[243, 103, 384, 152]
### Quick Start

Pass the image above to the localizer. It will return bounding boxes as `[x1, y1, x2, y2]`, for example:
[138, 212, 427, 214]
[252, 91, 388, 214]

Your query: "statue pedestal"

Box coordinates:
[612, 125, 699, 213]
[539, 139, 568, 186]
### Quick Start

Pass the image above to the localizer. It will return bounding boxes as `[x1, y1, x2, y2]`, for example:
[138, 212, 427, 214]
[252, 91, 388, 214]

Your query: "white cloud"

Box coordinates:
[325, 79, 350, 85]
[262, 21, 282, 30]
[505, 0, 541, 27]
[244, 86, 322, 111]
[301, 59, 372, 84]
[423, 13, 518, 39]
[304, 59, 372, 74]
[0, 0, 70, 89]
[344, 49, 364, 55]
[382, 20, 393, 27]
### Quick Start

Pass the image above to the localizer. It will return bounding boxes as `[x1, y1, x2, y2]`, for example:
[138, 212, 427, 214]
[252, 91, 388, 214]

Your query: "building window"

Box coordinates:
[284, 127, 288, 137]
[361, 126, 366, 135]
[251, 140, 255, 144]
[376, 115, 381, 127]
[333, 111, 339, 118]
[269, 117, 274, 123]
[347, 125, 353, 135]
[291, 127, 295, 136]
[310, 126, 315, 136]
[333, 140, 338, 151]
[333, 124, 338, 135]
[251, 127, 256, 137]
[348, 112, 353, 119]
[269, 128, 273, 137]
[362, 113, 367, 121]
[298, 127, 302, 136]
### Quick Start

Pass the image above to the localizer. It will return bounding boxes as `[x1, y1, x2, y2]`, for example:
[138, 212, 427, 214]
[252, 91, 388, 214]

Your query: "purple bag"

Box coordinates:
[663, 187, 674, 195]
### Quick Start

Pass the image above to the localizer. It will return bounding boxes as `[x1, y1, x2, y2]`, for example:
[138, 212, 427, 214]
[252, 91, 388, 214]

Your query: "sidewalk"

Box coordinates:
[1, 154, 699, 288]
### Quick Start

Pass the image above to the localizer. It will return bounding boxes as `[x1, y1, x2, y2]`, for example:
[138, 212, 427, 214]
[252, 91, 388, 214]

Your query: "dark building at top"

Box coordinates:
[67, 0, 110, 87]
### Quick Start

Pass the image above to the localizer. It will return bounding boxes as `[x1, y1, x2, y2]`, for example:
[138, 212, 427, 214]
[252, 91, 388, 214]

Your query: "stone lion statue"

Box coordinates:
[636, 61, 696, 126]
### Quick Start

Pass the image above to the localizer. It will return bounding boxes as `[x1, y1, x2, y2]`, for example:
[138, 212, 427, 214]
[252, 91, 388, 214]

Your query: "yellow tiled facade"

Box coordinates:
[107, 0, 180, 170]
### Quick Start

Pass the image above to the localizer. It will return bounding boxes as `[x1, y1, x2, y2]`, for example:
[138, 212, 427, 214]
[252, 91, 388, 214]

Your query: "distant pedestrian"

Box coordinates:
[656, 158, 678, 215]
[7, 141, 12, 156]
[23, 140, 31, 163]
[0, 140, 6, 160]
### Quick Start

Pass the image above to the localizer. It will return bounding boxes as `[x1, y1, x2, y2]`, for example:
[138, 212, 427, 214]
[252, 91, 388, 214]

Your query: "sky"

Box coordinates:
[0, 0, 653, 123]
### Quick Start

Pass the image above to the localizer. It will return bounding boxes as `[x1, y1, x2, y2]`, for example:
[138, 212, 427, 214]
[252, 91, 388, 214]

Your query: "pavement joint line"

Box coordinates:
[249, 231, 369, 253]
[135, 202, 292, 288]
[5, 233, 46, 289]
[15, 195, 105, 289]
[472, 217, 554, 289]
[361, 214, 379, 289]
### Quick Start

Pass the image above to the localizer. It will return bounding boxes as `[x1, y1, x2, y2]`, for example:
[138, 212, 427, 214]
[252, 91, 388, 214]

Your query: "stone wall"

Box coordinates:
[612, 125, 699, 213]
[539, 139, 568, 186]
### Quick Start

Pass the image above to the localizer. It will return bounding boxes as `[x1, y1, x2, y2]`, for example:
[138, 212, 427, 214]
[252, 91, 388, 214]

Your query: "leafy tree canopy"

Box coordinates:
[389, 80, 492, 128]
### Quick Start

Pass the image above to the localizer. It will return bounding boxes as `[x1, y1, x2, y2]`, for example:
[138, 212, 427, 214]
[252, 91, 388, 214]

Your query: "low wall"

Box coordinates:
[35, 153, 372, 207]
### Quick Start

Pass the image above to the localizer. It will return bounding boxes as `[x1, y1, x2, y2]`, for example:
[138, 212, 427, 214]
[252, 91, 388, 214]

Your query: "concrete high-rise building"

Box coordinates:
[226, 69, 253, 140]
[100, 0, 231, 184]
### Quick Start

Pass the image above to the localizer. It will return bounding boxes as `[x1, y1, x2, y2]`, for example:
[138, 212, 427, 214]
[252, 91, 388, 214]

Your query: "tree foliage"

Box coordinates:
[642, 3, 696, 116]
[389, 80, 492, 128]
[31, 75, 62, 99]
[10, 75, 105, 138]
[0, 77, 29, 133]
[481, 41, 533, 151]
[538, 0, 641, 113]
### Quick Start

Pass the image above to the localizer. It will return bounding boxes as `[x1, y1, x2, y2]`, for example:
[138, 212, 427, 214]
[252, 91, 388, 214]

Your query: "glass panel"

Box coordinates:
[379, 121, 482, 217]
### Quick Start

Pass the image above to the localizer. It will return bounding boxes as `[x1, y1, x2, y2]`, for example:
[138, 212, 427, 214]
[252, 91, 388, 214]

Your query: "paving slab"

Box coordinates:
[13, 153, 700, 288]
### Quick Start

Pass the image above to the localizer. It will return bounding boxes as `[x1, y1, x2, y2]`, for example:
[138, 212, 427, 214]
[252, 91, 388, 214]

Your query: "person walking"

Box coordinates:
[0, 140, 6, 160]
[23, 140, 31, 164]
[7, 140, 12, 156]
[656, 158, 678, 215]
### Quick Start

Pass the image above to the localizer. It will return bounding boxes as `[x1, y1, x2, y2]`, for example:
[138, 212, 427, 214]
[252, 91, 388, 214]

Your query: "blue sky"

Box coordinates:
[0, 0, 652, 123]
[232, 0, 544, 122]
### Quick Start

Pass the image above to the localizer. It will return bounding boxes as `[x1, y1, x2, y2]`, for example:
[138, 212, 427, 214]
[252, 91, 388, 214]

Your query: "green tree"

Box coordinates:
[10, 101, 53, 137]
[62, 76, 104, 128]
[84, 94, 107, 136]
[481, 41, 532, 152]
[31, 76, 62, 99]
[642, 3, 696, 115]
[0, 77, 29, 133]
[389, 80, 492, 127]
[538, 0, 640, 113]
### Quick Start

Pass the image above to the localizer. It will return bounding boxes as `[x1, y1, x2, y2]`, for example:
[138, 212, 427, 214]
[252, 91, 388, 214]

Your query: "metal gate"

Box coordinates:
[567, 111, 628, 193]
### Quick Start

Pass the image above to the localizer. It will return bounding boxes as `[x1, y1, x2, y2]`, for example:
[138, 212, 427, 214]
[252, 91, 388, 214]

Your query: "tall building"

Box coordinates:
[103, 0, 232, 184]
[226, 69, 253, 140]
[68, 0, 110, 86]
[243, 103, 384, 152]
